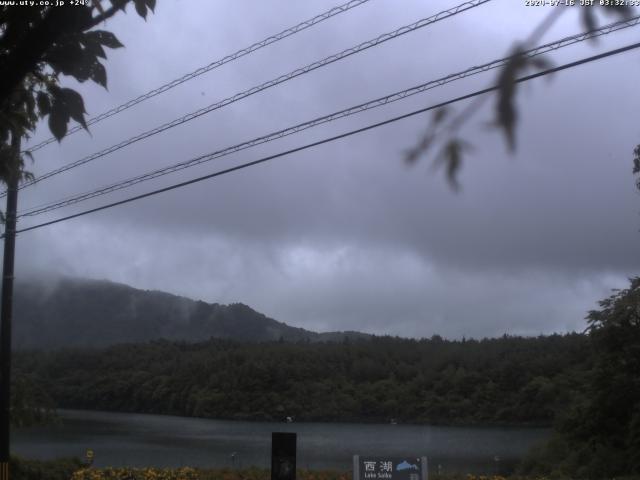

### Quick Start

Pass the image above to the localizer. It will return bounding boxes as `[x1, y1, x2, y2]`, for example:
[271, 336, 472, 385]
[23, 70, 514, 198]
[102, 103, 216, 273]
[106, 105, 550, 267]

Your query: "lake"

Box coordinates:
[12, 409, 549, 474]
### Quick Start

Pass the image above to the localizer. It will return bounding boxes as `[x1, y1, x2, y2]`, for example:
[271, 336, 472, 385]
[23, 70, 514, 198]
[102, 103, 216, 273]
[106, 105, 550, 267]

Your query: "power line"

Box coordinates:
[9, 0, 491, 197]
[23, 0, 374, 154]
[12, 40, 640, 237]
[17, 15, 640, 218]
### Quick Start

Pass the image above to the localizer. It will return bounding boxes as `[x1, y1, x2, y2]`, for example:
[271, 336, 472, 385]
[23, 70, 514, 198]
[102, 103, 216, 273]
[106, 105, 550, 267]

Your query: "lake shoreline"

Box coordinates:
[13, 409, 550, 473]
[45, 407, 555, 430]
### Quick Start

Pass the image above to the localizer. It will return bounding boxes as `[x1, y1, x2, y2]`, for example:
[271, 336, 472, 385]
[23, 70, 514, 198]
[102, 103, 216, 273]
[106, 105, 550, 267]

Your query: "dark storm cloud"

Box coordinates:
[13, 0, 640, 338]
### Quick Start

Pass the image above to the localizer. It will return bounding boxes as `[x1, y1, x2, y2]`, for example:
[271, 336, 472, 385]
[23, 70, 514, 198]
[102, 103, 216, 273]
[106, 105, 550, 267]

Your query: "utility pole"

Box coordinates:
[0, 133, 20, 480]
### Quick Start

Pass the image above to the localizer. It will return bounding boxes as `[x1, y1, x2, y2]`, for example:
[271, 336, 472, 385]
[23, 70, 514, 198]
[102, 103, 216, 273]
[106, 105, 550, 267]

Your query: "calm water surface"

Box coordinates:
[13, 409, 549, 473]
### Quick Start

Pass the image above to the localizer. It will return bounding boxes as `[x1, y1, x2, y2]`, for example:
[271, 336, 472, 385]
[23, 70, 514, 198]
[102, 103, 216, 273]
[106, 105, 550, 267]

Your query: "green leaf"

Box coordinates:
[59, 88, 88, 130]
[81, 34, 107, 59]
[89, 30, 124, 49]
[494, 52, 552, 151]
[45, 42, 101, 82]
[405, 133, 434, 165]
[133, 0, 148, 19]
[495, 46, 527, 152]
[44, 43, 83, 75]
[90, 62, 107, 89]
[49, 87, 88, 135]
[436, 139, 473, 190]
[48, 108, 69, 141]
[36, 91, 51, 116]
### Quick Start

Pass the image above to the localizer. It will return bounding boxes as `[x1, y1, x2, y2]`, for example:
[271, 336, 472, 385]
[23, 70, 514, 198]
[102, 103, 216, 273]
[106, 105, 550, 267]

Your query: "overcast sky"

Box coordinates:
[14, 0, 640, 339]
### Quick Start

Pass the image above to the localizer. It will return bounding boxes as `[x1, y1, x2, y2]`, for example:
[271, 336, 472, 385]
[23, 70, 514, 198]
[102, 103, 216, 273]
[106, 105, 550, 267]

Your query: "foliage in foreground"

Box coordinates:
[71, 466, 199, 480]
[10, 375, 58, 427]
[12, 457, 640, 480]
[519, 278, 640, 478]
[9, 456, 84, 480]
[68, 466, 349, 480]
[65, 467, 514, 480]
[23, 463, 619, 480]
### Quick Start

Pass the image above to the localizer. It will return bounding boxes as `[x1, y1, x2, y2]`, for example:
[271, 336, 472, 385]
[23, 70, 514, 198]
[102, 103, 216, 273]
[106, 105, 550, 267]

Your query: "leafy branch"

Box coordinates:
[0, 0, 156, 138]
[0, 0, 157, 189]
[407, 5, 636, 189]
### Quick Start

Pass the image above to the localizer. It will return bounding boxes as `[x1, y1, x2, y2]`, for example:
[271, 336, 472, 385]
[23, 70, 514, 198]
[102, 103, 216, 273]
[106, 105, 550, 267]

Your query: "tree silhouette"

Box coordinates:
[0, 0, 156, 181]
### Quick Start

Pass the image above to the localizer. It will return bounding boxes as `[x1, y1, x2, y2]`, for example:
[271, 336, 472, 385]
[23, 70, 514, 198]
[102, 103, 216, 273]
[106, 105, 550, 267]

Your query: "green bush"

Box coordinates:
[10, 456, 84, 480]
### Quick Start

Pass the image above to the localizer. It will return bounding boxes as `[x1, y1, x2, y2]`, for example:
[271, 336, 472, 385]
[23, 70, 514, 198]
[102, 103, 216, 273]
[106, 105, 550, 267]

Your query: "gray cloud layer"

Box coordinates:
[14, 0, 640, 339]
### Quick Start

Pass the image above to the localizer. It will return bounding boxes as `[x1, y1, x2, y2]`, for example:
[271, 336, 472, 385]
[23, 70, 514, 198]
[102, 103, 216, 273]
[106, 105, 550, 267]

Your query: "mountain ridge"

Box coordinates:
[13, 276, 370, 349]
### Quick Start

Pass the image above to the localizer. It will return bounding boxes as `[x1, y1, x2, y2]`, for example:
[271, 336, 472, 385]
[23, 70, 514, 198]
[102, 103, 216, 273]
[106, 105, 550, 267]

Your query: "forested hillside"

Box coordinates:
[13, 277, 368, 349]
[520, 278, 640, 478]
[14, 333, 589, 425]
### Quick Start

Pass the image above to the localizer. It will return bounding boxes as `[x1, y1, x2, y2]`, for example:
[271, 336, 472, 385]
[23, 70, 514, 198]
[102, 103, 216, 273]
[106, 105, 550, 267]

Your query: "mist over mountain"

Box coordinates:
[13, 277, 369, 349]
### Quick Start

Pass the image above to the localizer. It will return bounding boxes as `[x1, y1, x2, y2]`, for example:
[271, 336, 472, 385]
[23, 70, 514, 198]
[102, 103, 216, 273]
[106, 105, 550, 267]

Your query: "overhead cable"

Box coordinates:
[18, 15, 640, 218]
[12, 40, 640, 236]
[9, 0, 491, 196]
[23, 0, 374, 154]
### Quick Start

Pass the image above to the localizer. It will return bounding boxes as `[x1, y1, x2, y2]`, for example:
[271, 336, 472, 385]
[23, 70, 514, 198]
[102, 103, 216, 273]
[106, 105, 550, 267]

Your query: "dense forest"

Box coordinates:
[520, 278, 640, 478]
[14, 333, 589, 426]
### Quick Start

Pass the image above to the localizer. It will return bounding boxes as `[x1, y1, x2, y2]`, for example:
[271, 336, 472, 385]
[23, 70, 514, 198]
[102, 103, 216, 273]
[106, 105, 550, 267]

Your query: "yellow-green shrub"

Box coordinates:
[71, 466, 199, 480]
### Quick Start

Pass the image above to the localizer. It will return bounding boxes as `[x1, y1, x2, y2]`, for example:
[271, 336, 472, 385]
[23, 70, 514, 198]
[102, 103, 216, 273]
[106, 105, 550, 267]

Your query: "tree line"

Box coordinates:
[14, 333, 589, 426]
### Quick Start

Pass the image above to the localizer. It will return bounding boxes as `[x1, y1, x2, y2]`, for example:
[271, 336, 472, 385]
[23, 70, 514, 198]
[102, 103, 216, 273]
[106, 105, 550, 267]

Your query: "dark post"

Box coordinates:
[0, 134, 20, 480]
[271, 432, 296, 480]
